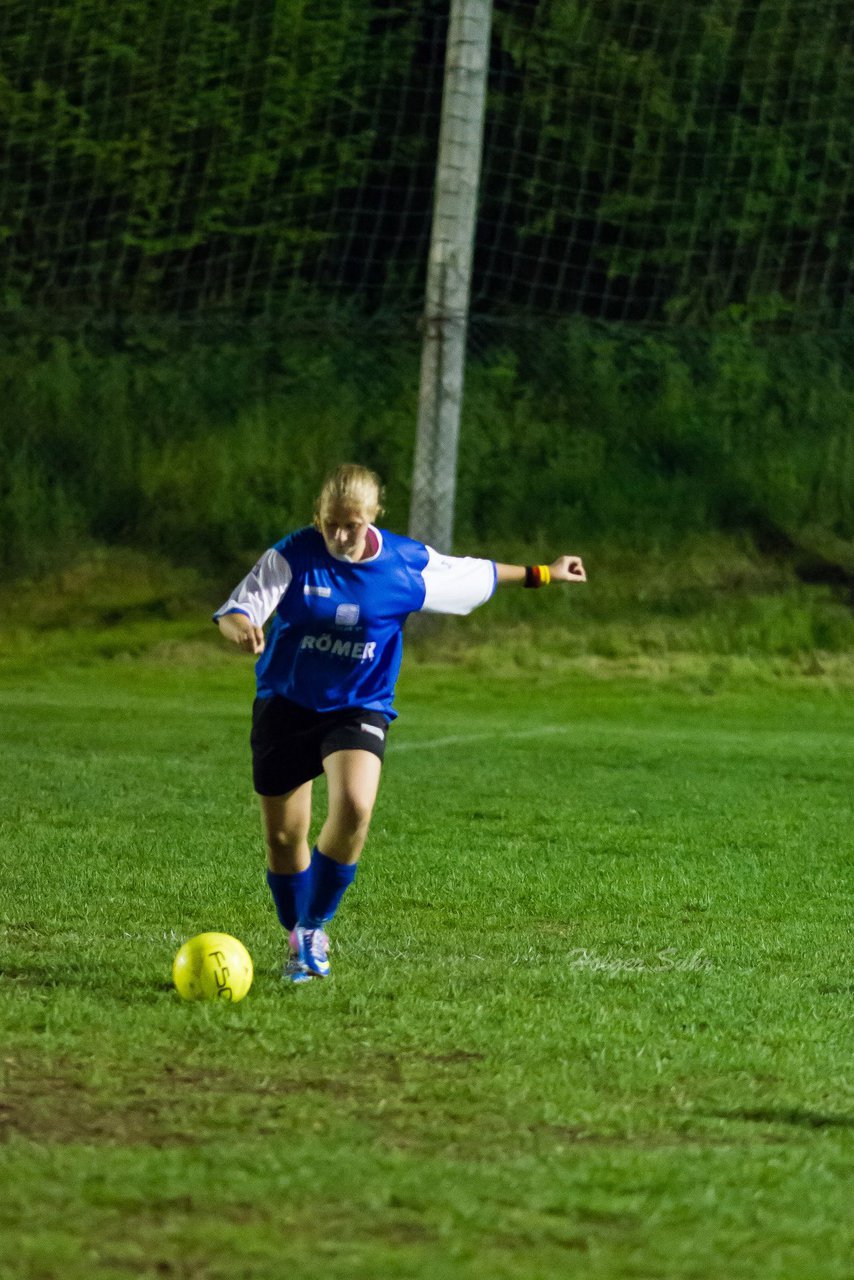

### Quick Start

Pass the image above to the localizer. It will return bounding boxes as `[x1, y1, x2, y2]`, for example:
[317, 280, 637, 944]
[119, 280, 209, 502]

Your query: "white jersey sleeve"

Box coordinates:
[213, 548, 292, 627]
[418, 547, 497, 616]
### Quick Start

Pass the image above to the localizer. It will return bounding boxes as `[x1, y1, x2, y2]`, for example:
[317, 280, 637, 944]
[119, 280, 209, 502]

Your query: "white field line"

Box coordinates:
[393, 720, 850, 755]
[395, 724, 573, 753]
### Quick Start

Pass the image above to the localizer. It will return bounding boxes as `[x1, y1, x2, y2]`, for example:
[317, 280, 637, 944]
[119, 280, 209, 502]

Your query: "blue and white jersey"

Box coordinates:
[214, 526, 497, 717]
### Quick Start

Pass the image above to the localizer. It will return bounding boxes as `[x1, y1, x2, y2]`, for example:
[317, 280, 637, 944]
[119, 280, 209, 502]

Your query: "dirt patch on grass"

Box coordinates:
[417, 1050, 485, 1065]
[0, 1041, 500, 1149]
[0, 1055, 360, 1147]
[378, 1116, 789, 1162]
[0, 1094, 199, 1148]
[0, 1062, 210, 1147]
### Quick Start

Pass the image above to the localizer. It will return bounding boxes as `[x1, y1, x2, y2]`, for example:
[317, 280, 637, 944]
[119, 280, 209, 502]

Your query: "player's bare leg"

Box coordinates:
[259, 784, 313, 981]
[293, 749, 382, 978]
[318, 748, 383, 863]
[259, 783, 313, 874]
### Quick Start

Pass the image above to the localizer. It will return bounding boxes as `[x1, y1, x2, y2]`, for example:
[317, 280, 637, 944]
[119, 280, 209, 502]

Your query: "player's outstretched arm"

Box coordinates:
[495, 555, 587, 587]
[217, 611, 266, 655]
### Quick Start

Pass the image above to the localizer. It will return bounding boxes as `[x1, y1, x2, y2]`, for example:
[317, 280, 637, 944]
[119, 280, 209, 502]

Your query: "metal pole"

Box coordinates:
[408, 0, 492, 551]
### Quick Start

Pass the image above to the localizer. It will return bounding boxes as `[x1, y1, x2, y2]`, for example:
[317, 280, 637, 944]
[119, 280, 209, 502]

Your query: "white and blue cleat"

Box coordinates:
[284, 925, 331, 982]
[295, 924, 331, 978]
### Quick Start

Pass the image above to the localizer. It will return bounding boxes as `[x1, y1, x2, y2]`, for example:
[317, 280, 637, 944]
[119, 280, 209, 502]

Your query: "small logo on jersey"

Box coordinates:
[335, 603, 360, 627]
[360, 723, 385, 740]
[304, 585, 332, 597]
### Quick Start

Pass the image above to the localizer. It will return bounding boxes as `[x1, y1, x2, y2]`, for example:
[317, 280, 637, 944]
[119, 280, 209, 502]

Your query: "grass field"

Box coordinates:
[1, 644, 852, 1279]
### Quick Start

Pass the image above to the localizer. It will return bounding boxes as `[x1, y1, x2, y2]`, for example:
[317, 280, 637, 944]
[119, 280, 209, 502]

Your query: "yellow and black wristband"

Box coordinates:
[524, 564, 551, 588]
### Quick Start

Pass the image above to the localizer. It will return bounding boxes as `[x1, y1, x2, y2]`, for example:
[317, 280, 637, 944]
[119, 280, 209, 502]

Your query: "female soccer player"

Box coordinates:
[215, 464, 586, 982]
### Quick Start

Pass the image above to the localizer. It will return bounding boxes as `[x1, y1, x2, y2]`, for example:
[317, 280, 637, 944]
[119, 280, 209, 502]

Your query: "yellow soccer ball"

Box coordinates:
[172, 932, 253, 1003]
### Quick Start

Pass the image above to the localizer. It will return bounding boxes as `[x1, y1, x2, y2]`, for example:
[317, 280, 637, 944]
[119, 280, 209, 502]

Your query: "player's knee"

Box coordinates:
[265, 827, 306, 861]
[335, 792, 374, 837]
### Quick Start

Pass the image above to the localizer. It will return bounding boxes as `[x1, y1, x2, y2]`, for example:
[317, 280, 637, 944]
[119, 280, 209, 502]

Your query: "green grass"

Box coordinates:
[1, 647, 852, 1278]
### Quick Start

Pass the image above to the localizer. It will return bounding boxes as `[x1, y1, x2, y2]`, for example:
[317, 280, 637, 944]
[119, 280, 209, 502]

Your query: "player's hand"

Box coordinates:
[549, 555, 587, 584]
[219, 613, 266, 655]
[237, 623, 265, 655]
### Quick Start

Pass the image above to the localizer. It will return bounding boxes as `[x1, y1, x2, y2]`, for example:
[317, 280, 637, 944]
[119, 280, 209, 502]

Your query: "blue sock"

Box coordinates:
[266, 867, 311, 932]
[302, 847, 357, 928]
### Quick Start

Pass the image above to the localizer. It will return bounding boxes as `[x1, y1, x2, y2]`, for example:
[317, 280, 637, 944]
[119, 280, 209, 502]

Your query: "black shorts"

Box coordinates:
[250, 696, 390, 796]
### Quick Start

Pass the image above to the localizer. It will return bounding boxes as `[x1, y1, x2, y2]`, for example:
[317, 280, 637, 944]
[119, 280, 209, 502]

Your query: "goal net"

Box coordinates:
[2, 0, 852, 334]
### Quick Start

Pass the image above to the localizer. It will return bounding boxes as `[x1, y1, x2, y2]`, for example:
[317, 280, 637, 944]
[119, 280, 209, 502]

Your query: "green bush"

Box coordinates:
[1, 319, 853, 581]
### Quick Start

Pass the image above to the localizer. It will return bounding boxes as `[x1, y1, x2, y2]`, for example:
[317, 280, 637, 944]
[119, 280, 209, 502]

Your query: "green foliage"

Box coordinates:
[488, 0, 854, 325]
[0, 452, 84, 577]
[0, 327, 421, 576]
[2, 0, 854, 327]
[2, 320, 853, 581]
[459, 319, 854, 548]
[0, 0, 421, 315]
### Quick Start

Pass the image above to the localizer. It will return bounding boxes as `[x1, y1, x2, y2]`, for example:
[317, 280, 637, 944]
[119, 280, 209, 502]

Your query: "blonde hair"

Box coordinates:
[314, 464, 384, 526]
